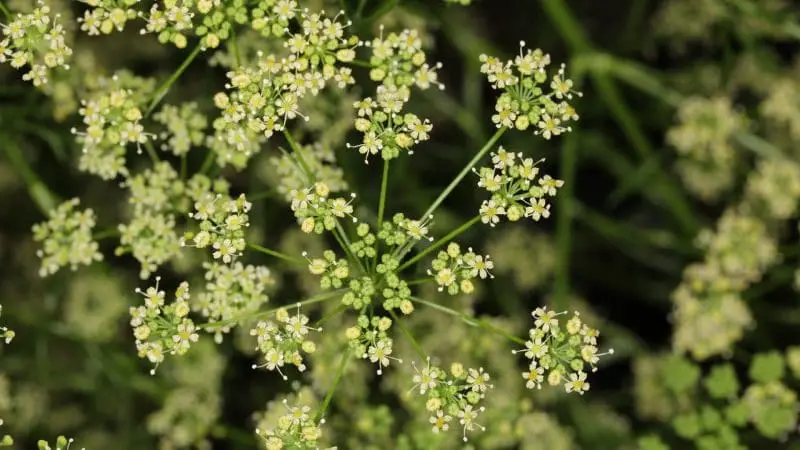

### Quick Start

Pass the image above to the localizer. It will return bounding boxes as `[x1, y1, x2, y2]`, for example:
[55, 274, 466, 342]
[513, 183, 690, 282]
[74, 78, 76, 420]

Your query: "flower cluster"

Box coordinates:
[211, 8, 357, 168]
[409, 359, 493, 442]
[267, 142, 348, 202]
[118, 162, 185, 279]
[366, 28, 442, 90]
[250, 0, 296, 37]
[289, 182, 357, 234]
[32, 198, 103, 277]
[251, 305, 319, 379]
[347, 314, 401, 375]
[672, 211, 777, 360]
[514, 308, 612, 394]
[140, 0, 247, 49]
[182, 192, 252, 263]
[376, 257, 413, 312]
[37, 436, 81, 450]
[475, 146, 563, 226]
[760, 77, 800, 142]
[77, 0, 140, 35]
[480, 42, 579, 136]
[255, 399, 325, 450]
[0, 2, 73, 86]
[0, 306, 13, 345]
[130, 278, 199, 374]
[348, 86, 433, 163]
[196, 261, 275, 341]
[372, 213, 434, 264]
[0, 418, 10, 446]
[304, 250, 350, 289]
[427, 243, 494, 295]
[153, 102, 208, 156]
[666, 96, 745, 200]
[744, 157, 800, 221]
[72, 72, 155, 180]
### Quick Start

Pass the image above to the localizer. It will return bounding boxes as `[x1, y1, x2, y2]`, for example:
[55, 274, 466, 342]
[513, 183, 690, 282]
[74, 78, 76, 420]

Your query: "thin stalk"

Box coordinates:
[409, 296, 525, 345]
[198, 289, 347, 330]
[406, 277, 433, 286]
[180, 154, 187, 180]
[388, 310, 426, 360]
[143, 140, 160, 165]
[314, 303, 348, 328]
[0, 2, 11, 19]
[93, 228, 120, 241]
[346, 58, 375, 69]
[377, 159, 390, 231]
[2, 138, 58, 213]
[315, 348, 352, 421]
[248, 189, 279, 202]
[421, 127, 506, 219]
[540, 0, 699, 235]
[282, 129, 313, 182]
[145, 43, 203, 117]
[398, 215, 480, 271]
[229, 26, 241, 68]
[332, 222, 365, 275]
[552, 132, 578, 310]
[199, 148, 216, 174]
[247, 243, 305, 265]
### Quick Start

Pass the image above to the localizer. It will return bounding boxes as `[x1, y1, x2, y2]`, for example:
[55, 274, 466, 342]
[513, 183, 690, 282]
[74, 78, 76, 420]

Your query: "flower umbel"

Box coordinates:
[514, 308, 612, 394]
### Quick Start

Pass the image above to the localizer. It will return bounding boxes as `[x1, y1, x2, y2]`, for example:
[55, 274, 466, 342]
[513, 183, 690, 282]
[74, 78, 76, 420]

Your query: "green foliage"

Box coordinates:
[749, 351, 786, 383]
[704, 364, 739, 399]
[661, 355, 700, 394]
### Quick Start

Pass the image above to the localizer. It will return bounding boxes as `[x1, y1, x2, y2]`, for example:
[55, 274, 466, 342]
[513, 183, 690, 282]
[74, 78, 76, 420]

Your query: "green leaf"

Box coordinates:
[786, 346, 800, 379]
[753, 405, 796, 439]
[699, 405, 724, 432]
[637, 435, 670, 450]
[724, 402, 749, 428]
[662, 355, 701, 394]
[672, 411, 701, 439]
[749, 351, 785, 383]
[704, 364, 740, 399]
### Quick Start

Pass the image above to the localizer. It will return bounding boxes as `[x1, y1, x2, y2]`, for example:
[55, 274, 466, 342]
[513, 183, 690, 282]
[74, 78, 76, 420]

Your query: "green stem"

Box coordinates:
[180, 154, 187, 180]
[229, 26, 241, 68]
[0, 2, 11, 20]
[199, 148, 216, 175]
[282, 129, 313, 182]
[248, 189, 279, 202]
[93, 228, 119, 241]
[198, 289, 347, 330]
[421, 127, 506, 220]
[314, 303, 348, 328]
[315, 348, 352, 421]
[377, 159, 390, 231]
[553, 132, 578, 310]
[247, 243, 304, 265]
[388, 310, 426, 360]
[332, 222, 365, 274]
[409, 296, 525, 345]
[145, 43, 203, 117]
[398, 215, 480, 271]
[1, 138, 58, 213]
[541, 0, 699, 236]
[347, 58, 375, 69]
[143, 140, 160, 165]
[406, 277, 433, 286]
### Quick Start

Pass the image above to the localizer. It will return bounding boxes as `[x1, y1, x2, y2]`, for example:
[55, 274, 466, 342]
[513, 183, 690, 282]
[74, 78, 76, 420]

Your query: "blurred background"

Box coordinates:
[2, 0, 800, 448]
